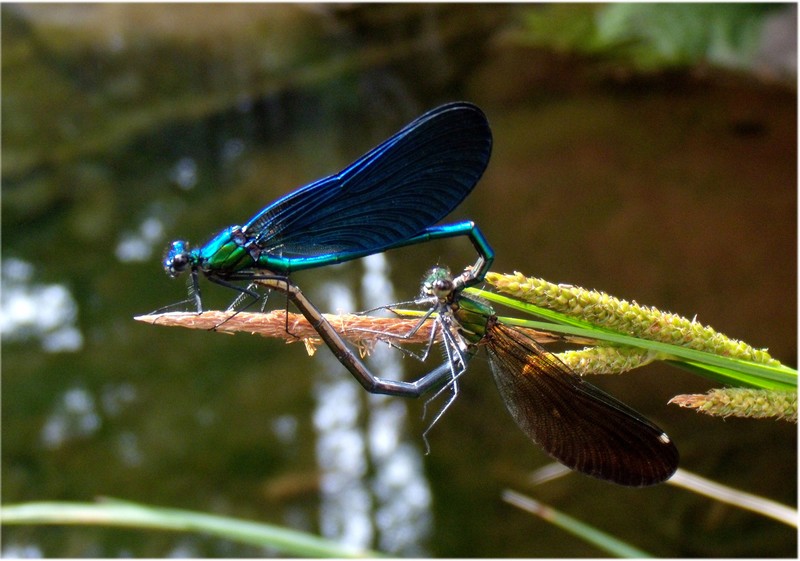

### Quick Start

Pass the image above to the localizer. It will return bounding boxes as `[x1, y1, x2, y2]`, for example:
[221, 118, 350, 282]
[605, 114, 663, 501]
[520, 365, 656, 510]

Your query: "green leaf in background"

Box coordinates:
[515, 3, 781, 71]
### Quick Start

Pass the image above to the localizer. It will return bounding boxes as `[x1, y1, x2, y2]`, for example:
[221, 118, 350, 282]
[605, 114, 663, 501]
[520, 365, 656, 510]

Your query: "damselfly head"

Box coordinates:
[422, 267, 455, 299]
[164, 240, 192, 278]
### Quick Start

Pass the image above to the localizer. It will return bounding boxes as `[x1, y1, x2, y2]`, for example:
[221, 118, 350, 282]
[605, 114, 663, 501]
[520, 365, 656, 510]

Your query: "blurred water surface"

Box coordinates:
[2, 4, 796, 557]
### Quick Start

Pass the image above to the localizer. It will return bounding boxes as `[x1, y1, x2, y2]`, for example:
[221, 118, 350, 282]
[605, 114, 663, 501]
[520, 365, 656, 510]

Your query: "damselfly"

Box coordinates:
[256, 264, 678, 485]
[163, 102, 494, 311]
[388, 266, 680, 487]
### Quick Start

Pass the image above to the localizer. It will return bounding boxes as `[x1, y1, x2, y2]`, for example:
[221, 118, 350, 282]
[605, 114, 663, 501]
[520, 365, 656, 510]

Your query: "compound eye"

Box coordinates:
[164, 241, 192, 277]
[171, 253, 189, 273]
[431, 278, 454, 298]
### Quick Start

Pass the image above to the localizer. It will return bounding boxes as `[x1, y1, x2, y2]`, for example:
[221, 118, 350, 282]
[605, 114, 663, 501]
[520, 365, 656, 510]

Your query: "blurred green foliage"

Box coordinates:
[515, 4, 782, 70]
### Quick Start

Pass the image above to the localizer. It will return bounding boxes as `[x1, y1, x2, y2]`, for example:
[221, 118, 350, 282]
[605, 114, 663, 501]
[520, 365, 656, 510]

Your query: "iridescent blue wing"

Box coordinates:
[242, 102, 491, 258]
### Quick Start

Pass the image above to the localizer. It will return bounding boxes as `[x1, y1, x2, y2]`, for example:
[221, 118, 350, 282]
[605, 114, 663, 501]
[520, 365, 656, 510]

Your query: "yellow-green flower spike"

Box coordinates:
[486, 272, 780, 366]
[669, 388, 797, 422]
[557, 346, 659, 376]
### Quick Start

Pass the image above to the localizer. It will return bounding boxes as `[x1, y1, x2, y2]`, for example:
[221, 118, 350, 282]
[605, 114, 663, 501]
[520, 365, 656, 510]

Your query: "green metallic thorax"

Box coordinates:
[195, 227, 257, 274]
[451, 294, 493, 344]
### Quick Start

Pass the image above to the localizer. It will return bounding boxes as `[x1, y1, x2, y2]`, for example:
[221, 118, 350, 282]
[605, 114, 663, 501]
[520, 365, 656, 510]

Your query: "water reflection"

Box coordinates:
[360, 254, 432, 556]
[115, 216, 166, 263]
[170, 157, 199, 190]
[311, 254, 432, 555]
[40, 387, 101, 449]
[314, 281, 374, 549]
[39, 382, 139, 453]
[114, 431, 144, 468]
[1, 542, 43, 558]
[1, 257, 83, 352]
[270, 414, 299, 445]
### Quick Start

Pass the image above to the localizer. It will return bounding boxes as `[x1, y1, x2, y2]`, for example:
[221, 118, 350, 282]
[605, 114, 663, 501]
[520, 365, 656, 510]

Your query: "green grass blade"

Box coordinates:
[0, 499, 381, 558]
[668, 469, 798, 526]
[470, 288, 797, 391]
[501, 490, 653, 557]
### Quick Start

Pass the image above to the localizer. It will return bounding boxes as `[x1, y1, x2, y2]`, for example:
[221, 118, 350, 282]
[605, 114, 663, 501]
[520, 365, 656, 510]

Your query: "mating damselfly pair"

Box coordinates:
[156, 102, 678, 487]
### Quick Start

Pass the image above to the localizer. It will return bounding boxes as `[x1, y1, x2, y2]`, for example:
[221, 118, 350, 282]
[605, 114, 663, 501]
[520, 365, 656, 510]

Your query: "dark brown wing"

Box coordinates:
[484, 320, 678, 487]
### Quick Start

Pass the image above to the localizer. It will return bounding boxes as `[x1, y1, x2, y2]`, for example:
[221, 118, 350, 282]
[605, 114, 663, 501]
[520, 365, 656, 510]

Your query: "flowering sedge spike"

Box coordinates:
[669, 388, 797, 422]
[486, 272, 780, 367]
[557, 346, 659, 376]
